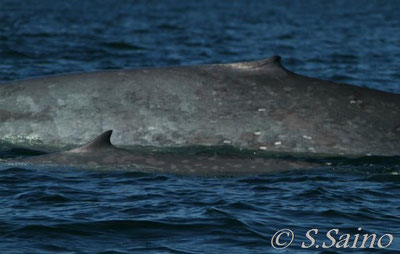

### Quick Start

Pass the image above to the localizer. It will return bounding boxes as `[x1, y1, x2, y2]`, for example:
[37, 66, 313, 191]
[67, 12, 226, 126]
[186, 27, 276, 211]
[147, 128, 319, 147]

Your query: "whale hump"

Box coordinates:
[70, 130, 114, 153]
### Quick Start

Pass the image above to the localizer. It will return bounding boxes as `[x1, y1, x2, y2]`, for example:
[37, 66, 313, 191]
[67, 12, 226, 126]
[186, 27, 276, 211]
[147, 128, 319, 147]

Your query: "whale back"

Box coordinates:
[0, 56, 399, 157]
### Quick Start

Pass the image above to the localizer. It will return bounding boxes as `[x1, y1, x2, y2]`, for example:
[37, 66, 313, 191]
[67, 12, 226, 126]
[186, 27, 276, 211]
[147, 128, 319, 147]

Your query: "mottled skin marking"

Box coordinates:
[1, 56, 399, 157]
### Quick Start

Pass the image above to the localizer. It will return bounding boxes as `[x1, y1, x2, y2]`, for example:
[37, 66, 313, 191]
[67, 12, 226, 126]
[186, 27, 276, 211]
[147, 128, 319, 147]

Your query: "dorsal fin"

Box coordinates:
[69, 130, 114, 153]
[244, 55, 282, 68]
[84, 130, 113, 149]
[225, 55, 288, 72]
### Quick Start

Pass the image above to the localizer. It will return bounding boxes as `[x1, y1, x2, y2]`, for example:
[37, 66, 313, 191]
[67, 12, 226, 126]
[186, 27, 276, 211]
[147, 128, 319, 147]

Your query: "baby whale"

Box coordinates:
[0, 56, 399, 157]
[11, 130, 320, 176]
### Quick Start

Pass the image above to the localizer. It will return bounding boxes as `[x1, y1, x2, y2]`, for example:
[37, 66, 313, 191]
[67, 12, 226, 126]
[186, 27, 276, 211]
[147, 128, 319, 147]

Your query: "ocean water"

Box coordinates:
[0, 0, 400, 253]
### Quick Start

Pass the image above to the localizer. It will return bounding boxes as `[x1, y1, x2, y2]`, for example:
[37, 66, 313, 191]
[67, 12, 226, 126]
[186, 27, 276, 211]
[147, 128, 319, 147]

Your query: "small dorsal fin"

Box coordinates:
[226, 55, 288, 72]
[70, 130, 114, 153]
[246, 55, 282, 68]
[84, 130, 113, 149]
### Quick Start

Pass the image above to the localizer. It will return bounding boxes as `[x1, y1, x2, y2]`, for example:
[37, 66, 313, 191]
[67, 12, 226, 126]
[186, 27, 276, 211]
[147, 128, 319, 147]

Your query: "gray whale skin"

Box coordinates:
[14, 130, 317, 175]
[0, 56, 399, 157]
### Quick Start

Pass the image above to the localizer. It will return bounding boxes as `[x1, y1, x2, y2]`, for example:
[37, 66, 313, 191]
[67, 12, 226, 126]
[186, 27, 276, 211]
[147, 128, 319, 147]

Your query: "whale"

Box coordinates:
[9, 130, 319, 176]
[0, 56, 399, 157]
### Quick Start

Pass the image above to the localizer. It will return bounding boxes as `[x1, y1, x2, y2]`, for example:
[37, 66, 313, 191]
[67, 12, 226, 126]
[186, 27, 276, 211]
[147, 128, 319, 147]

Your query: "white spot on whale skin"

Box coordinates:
[254, 131, 261, 136]
[258, 108, 266, 112]
[350, 99, 363, 104]
[302, 135, 312, 140]
[274, 141, 282, 145]
[57, 99, 67, 106]
[259, 146, 267, 150]
[223, 140, 232, 144]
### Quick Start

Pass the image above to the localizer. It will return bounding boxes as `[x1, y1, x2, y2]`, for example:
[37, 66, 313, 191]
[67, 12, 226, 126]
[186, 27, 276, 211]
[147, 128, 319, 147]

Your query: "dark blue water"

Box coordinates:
[1, 0, 400, 253]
